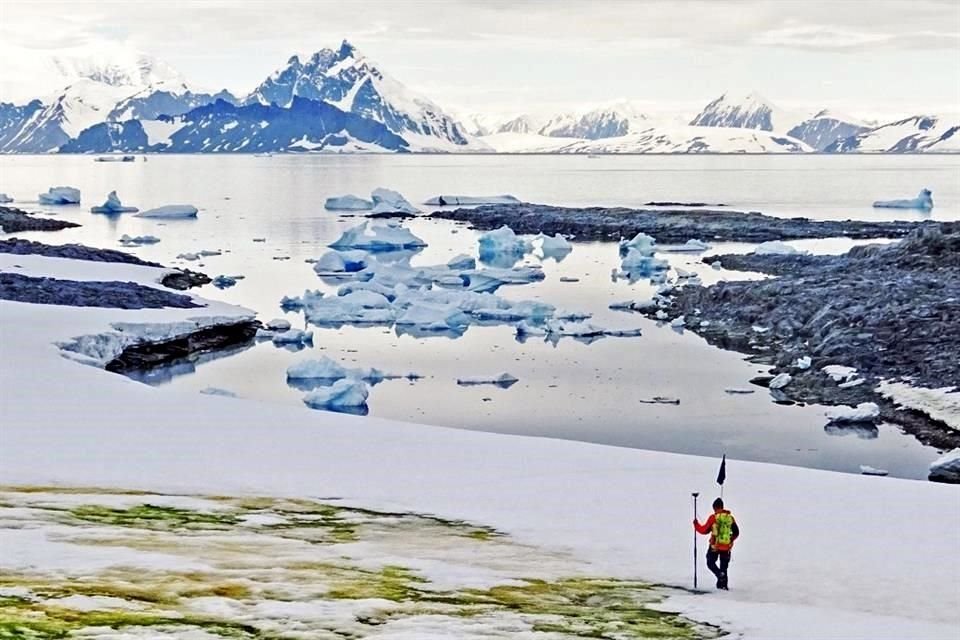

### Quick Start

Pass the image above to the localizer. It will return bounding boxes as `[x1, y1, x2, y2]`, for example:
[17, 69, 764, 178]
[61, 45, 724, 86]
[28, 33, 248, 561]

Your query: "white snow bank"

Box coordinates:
[825, 402, 880, 423]
[424, 195, 521, 206]
[370, 187, 420, 214]
[118, 234, 160, 246]
[324, 194, 373, 210]
[873, 189, 934, 211]
[302, 379, 369, 411]
[877, 381, 960, 431]
[753, 241, 805, 255]
[456, 373, 519, 387]
[38, 186, 80, 204]
[329, 221, 427, 251]
[929, 449, 960, 483]
[135, 204, 198, 219]
[90, 191, 138, 214]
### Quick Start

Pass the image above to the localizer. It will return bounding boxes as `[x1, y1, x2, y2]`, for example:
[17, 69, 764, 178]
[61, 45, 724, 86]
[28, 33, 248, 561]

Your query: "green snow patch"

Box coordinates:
[0, 486, 716, 639]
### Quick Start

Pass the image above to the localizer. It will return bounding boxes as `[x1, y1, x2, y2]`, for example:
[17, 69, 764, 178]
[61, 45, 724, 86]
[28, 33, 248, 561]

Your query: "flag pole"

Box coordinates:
[691, 492, 699, 590]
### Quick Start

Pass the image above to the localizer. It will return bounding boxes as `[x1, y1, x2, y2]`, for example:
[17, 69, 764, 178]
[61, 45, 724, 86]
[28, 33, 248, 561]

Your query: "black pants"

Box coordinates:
[706, 549, 730, 581]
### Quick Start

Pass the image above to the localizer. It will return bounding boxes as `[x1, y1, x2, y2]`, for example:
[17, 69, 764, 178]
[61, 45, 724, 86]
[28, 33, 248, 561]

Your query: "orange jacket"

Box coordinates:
[694, 509, 739, 551]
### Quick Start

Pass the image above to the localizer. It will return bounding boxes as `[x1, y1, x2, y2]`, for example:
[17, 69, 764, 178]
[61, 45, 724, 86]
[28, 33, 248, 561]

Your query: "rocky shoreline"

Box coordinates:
[637, 228, 960, 455]
[0, 205, 80, 233]
[432, 203, 959, 243]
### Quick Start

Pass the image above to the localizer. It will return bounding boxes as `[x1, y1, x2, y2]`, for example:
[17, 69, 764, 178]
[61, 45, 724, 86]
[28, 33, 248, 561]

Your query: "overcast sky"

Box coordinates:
[1, 0, 958, 120]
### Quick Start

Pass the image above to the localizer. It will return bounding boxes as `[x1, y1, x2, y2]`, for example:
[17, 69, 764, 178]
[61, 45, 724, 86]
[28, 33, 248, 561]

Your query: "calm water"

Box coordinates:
[3, 154, 959, 480]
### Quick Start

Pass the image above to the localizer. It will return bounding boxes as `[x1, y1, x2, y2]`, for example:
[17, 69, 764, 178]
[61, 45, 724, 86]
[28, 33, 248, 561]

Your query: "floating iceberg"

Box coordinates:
[302, 379, 370, 411]
[312, 250, 369, 274]
[660, 239, 712, 253]
[620, 232, 657, 254]
[330, 221, 427, 251]
[287, 356, 392, 382]
[929, 449, 960, 483]
[280, 289, 324, 310]
[90, 191, 138, 214]
[211, 275, 239, 289]
[533, 233, 572, 259]
[0, 193, 14, 203]
[325, 194, 373, 210]
[271, 328, 314, 345]
[873, 189, 933, 211]
[118, 234, 160, 246]
[753, 241, 802, 256]
[177, 252, 200, 261]
[395, 302, 471, 332]
[263, 318, 290, 332]
[424, 195, 521, 206]
[456, 373, 519, 387]
[825, 402, 880, 424]
[38, 186, 80, 205]
[447, 254, 477, 270]
[478, 226, 533, 262]
[769, 373, 792, 389]
[370, 188, 421, 215]
[135, 205, 198, 219]
[621, 248, 669, 276]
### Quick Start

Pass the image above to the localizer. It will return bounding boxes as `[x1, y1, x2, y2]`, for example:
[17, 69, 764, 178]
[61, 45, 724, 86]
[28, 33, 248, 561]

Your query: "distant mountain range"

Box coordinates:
[0, 42, 956, 154]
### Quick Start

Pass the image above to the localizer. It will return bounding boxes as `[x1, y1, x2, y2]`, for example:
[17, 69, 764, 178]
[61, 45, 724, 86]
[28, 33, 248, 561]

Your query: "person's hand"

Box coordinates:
[692, 519, 698, 526]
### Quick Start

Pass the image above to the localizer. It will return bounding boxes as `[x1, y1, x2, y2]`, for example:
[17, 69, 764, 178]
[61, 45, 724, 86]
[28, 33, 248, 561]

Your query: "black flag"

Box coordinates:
[717, 455, 726, 486]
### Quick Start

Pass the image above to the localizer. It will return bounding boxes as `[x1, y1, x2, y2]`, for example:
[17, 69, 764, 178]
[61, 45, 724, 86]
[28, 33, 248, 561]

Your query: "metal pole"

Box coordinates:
[692, 492, 699, 590]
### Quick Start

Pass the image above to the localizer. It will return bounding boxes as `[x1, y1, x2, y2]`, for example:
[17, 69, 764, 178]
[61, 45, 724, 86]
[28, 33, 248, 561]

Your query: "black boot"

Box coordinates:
[719, 573, 729, 590]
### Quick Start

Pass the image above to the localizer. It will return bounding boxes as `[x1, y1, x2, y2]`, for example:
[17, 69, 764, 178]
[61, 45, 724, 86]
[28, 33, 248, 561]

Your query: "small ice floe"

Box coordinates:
[725, 388, 755, 394]
[325, 194, 373, 211]
[752, 325, 770, 333]
[330, 221, 427, 251]
[769, 373, 793, 389]
[135, 204, 198, 219]
[794, 356, 812, 370]
[280, 289, 324, 310]
[211, 275, 239, 289]
[200, 387, 238, 398]
[302, 379, 369, 412]
[287, 356, 396, 382]
[822, 365, 858, 383]
[872, 189, 933, 211]
[271, 328, 314, 346]
[0, 193, 13, 203]
[825, 402, 880, 424]
[396, 303, 470, 333]
[660, 239, 712, 253]
[752, 241, 804, 256]
[118, 234, 160, 246]
[456, 373, 519, 388]
[533, 233, 572, 260]
[198, 249, 222, 257]
[38, 186, 80, 204]
[859, 465, 889, 476]
[479, 226, 533, 262]
[711, 261, 723, 270]
[639, 396, 680, 405]
[425, 195, 521, 206]
[177, 252, 200, 261]
[312, 250, 369, 275]
[619, 232, 669, 277]
[370, 188, 421, 215]
[929, 449, 960, 483]
[265, 318, 291, 331]
[670, 315, 686, 328]
[559, 277, 580, 283]
[609, 299, 657, 312]
[447, 254, 476, 270]
[90, 191, 138, 214]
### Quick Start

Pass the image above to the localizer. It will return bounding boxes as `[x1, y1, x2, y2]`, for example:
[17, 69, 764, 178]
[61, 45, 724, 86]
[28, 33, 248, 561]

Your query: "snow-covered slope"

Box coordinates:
[825, 114, 960, 153]
[50, 48, 185, 90]
[109, 82, 238, 121]
[479, 132, 581, 153]
[787, 109, 871, 151]
[247, 40, 486, 152]
[540, 102, 649, 139]
[690, 91, 803, 132]
[0, 99, 44, 151]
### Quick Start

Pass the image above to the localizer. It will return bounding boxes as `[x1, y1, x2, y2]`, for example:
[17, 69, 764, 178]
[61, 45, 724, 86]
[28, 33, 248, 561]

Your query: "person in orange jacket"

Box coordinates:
[693, 497, 740, 590]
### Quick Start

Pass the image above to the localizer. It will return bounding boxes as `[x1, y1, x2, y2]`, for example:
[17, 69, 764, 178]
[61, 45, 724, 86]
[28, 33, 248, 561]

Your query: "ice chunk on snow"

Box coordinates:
[329, 221, 426, 251]
[873, 189, 933, 211]
[826, 402, 880, 423]
[135, 205, 198, 219]
[38, 186, 80, 204]
[929, 448, 960, 483]
[271, 328, 313, 345]
[456, 373, 519, 387]
[90, 191, 138, 214]
[370, 187, 420, 214]
[769, 373, 792, 389]
[859, 465, 889, 476]
[0, 193, 13, 203]
[118, 234, 160, 246]
[312, 250, 368, 274]
[478, 226, 533, 261]
[446, 254, 476, 270]
[325, 194, 373, 210]
[753, 241, 803, 255]
[670, 316, 686, 328]
[424, 195, 521, 206]
[302, 379, 369, 411]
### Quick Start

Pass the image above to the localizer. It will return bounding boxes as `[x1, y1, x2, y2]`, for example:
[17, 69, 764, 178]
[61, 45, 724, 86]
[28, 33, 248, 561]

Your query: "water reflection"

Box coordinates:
[126, 342, 255, 385]
[824, 422, 880, 439]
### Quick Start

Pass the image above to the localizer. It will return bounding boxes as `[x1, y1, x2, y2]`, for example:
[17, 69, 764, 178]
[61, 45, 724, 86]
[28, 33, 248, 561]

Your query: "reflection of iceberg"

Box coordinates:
[456, 373, 519, 388]
[122, 342, 254, 386]
[873, 189, 933, 211]
[533, 233, 572, 261]
[824, 422, 879, 439]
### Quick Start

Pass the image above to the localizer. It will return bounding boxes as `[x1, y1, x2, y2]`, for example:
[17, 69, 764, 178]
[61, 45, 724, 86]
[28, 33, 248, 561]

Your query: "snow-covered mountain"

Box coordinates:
[49, 49, 186, 90]
[539, 103, 649, 139]
[109, 83, 238, 121]
[786, 110, 870, 151]
[689, 91, 802, 132]
[61, 97, 409, 154]
[247, 40, 485, 151]
[825, 114, 959, 153]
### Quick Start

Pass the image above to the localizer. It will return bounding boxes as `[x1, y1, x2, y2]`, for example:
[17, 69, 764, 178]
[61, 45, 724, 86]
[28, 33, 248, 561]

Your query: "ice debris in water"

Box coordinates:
[825, 402, 880, 424]
[660, 239, 712, 253]
[859, 465, 889, 476]
[753, 241, 805, 256]
[873, 188, 933, 211]
[302, 379, 370, 411]
[929, 449, 960, 483]
[118, 234, 160, 246]
[91, 191, 138, 214]
[769, 373, 792, 389]
[822, 365, 858, 383]
[425, 194, 521, 206]
[325, 194, 373, 210]
[281, 289, 324, 310]
[370, 188, 421, 215]
[330, 221, 427, 251]
[479, 226, 533, 262]
[456, 373, 519, 387]
[287, 356, 397, 382]
[313, 250, 369, 274]
[38, 186, 80, 204]
[270, 328, 314, 346]
[265, 318, 291, 331]
[211, 275, 239, 289]
[619, 232, 669, 277]
[135, 204, 198, 219]
[533, 233, 573, 259]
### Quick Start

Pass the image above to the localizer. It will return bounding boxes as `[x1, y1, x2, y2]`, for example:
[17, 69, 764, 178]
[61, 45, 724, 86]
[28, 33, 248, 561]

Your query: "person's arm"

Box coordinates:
[731, 520, 740, 541]
[693, 513, 715, 534]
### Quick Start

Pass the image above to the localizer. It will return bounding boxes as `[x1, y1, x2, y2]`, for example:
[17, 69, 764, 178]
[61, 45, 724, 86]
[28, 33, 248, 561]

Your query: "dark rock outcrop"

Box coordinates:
[0, 273, 200, 309]
[106, 320, 260, 373]
[0, 206, 80, 233]
[160, 269, 212, 290]
[0, 238, 160, 266]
